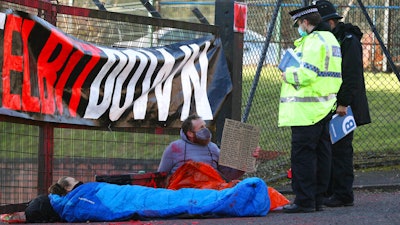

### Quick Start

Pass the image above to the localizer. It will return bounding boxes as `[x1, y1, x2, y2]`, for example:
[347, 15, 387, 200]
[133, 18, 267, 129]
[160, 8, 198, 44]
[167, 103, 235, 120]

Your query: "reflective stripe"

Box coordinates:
[303, 63, 341, 78]
[316, 32, 330, 70]
[319, 71, 341, 77]
[280, 93, 336, 103]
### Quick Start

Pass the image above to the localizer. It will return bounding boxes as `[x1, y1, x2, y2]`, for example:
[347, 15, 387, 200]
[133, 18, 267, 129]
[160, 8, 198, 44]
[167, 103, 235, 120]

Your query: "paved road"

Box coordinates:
[114, 189, 400, 225]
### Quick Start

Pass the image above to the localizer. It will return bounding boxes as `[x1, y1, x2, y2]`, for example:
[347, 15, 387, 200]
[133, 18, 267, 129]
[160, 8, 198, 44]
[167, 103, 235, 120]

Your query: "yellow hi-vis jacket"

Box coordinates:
[278, 31, 342, 127]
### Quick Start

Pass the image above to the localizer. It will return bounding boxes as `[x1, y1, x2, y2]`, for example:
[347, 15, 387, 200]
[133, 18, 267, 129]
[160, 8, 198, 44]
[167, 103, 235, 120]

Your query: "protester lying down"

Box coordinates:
[43, 176, 269, 222]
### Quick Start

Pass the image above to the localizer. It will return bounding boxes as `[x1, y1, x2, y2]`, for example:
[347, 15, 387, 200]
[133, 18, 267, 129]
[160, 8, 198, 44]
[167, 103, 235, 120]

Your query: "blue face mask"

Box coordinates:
[297, 26, 308, 37]
[195, 128, 211, 141]
[193, 127, 212, 146]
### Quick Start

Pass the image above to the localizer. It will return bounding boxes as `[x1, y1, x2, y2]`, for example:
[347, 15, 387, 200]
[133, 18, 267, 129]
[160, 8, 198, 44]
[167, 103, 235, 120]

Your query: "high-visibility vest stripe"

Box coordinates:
[280, 93, 337, 103]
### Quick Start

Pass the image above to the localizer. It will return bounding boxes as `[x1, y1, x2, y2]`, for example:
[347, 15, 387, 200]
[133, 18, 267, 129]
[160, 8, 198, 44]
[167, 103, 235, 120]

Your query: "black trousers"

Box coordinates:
[291, 114, 332, 208]
[326, 130, 355, 202]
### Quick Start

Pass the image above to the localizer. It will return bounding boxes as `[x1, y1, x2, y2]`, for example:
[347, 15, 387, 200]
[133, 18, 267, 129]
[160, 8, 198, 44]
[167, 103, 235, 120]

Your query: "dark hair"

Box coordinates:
[48, 176, 72, 196]
[48, 183, 68, 196]
[181, 114, 201, 134]
[299, 12, 322, 26]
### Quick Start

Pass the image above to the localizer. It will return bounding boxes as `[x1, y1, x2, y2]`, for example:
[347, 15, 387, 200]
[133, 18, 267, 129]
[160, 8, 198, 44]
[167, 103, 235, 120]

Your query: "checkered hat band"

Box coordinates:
[292, 8, 318, 20]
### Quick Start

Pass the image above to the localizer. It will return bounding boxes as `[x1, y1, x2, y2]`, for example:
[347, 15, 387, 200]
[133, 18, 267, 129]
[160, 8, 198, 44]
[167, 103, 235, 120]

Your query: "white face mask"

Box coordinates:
[297, 26, 308, 37]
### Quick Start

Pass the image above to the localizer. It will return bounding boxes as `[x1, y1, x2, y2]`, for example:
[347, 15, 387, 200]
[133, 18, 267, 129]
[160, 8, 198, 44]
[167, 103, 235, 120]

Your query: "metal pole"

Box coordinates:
[192, 7, 210, 25]
[92, 0, 107, 11]
[38, 124, 54, 195]
[382, 0, 390, 72]
[140, 0, 162, 18]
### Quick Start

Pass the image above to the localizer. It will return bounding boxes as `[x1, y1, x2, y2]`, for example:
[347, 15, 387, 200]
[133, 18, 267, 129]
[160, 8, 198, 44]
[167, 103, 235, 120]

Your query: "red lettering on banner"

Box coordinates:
[68, 43, 101, 117]
[21, 19, 40, 112]
[2, 15, 22, 110]
[37, 29, 73, 114]
[54, 48, 83, 115]
[2, 15, 40, 112]
[2, 14, 102, 117]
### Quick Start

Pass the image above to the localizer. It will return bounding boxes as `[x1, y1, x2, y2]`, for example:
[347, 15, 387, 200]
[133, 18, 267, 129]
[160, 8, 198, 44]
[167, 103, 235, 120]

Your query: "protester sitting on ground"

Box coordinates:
[158, 114, 260, 181]
[157, 115, 289, 211]
[47, 176, 269, 222]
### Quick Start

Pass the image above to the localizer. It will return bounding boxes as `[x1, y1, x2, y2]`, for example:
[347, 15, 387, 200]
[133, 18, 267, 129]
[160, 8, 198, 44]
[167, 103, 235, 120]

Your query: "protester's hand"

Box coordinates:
[336, 105, 348, 116]
[252, 146, 261, 158]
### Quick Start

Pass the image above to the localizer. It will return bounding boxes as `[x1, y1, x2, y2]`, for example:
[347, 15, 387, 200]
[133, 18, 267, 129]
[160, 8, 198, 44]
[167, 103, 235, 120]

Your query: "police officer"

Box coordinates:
[314, 0, 371, 207]
[278, 5, 342, 213]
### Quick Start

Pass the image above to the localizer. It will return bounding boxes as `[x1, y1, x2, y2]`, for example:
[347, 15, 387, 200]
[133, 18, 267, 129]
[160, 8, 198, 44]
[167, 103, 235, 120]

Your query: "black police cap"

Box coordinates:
[313, 0, 343, 21]
[289, 5, 319, 27]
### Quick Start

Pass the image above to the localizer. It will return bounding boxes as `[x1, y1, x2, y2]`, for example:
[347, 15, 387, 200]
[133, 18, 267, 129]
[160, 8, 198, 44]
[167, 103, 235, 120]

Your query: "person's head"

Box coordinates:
[289, 5, 322, 36]
[313, 0, 343, 29]
[48, 176, 81, 196]
[181, 114, 211, 146]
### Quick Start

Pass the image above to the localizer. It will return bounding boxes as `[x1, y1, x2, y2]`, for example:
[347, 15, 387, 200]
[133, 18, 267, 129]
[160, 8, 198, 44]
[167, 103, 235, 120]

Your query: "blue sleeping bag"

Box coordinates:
[49, 177, 270, 222]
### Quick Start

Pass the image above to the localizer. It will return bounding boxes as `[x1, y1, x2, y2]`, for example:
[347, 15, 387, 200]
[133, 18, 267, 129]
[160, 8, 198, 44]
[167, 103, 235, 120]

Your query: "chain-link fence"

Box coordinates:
[0, 0, 399, 208]
[239, 0, 400, 181]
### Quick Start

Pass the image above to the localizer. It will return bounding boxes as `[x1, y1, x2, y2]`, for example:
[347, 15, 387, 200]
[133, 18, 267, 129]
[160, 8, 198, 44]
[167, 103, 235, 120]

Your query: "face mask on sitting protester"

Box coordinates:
[193, 128, 211, 146]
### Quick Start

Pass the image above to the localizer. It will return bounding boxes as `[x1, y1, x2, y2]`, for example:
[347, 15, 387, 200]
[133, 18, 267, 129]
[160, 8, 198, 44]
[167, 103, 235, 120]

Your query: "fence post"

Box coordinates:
[214, 0, 243, 145]
[38, 124, 54, 195]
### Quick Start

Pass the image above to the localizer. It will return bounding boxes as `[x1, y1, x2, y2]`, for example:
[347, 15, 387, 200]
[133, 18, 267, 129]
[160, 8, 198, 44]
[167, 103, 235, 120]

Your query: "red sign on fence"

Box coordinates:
[234, 2, 247, 33]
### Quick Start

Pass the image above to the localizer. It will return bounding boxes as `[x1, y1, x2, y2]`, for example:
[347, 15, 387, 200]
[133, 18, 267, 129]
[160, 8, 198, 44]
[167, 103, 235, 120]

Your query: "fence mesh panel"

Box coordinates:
[240, 0, 400, 180]
[0, 122, 39, 205]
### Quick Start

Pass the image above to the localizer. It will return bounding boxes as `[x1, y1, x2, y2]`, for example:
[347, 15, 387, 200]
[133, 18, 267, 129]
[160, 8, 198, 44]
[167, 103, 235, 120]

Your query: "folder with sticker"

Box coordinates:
[329, 106, 357, 144]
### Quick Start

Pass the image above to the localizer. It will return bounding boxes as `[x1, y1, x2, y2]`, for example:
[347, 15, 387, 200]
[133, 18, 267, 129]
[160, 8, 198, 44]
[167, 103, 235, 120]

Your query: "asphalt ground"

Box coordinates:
[2, 169, 399, 225]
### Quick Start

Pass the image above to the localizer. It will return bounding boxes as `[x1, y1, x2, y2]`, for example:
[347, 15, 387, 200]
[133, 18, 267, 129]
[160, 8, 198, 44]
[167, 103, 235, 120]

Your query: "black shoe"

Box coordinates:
[316, 205, 324, 211]
[324, 197, 354, 207]
[283, 204, 315, 213]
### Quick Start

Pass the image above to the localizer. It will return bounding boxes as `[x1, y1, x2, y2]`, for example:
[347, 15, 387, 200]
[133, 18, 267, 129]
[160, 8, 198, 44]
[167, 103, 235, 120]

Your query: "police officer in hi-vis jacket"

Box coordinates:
[278, 5, 342, 213]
